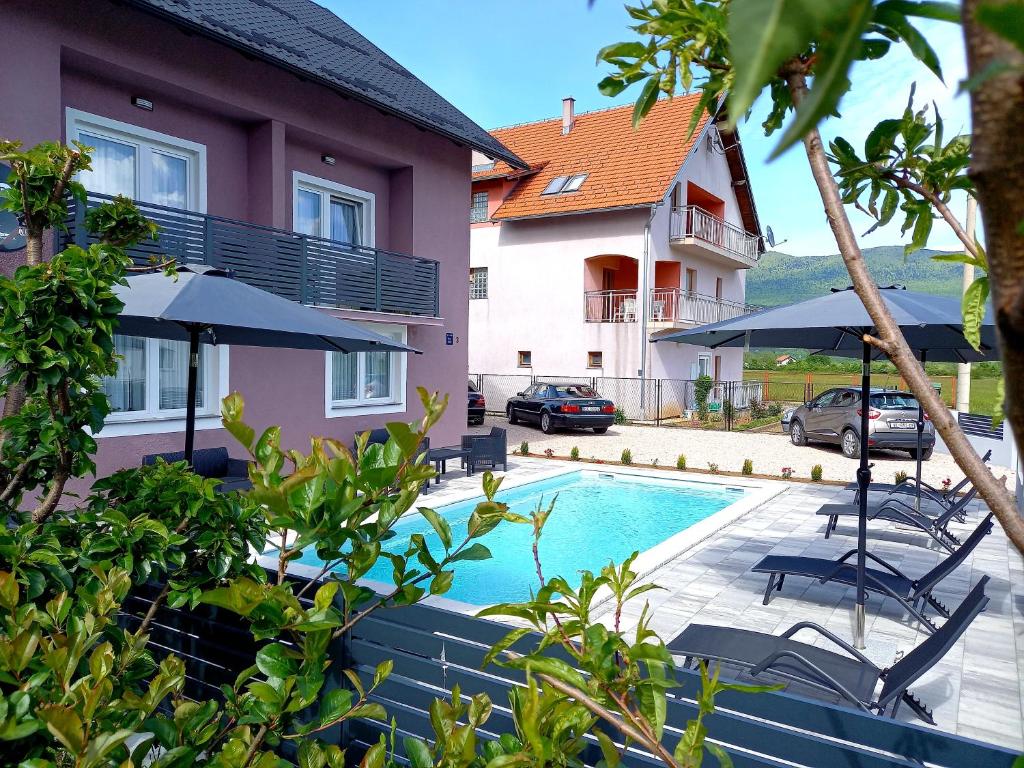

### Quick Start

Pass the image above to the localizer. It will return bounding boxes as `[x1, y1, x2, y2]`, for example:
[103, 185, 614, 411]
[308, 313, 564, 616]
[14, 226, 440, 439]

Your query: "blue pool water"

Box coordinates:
[293, 471, 744, 606]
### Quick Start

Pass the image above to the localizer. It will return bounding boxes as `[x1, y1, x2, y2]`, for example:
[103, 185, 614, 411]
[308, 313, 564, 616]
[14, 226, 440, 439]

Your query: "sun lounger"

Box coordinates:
[752, 514, 993, 632]
[817, 487, 977, 552]
[667, 577, 989, 724]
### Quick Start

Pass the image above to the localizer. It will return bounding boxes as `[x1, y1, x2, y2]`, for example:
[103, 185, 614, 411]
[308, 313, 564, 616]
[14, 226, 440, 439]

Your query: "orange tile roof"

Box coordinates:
[481, 95, 711, 220]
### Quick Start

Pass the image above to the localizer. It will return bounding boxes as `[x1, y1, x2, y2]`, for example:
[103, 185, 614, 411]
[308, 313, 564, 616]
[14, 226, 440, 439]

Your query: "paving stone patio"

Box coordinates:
[421, 456, 1023, 751]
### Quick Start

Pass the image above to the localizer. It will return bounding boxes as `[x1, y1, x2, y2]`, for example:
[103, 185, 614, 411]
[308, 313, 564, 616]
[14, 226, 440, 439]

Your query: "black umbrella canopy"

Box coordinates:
[113, 265, 420, 465]
[114, 265, 419, 355]
[655, 286, 998, 363]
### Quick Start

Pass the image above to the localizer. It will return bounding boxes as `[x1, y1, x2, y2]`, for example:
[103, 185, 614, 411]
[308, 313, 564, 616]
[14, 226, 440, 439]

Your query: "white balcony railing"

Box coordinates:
[585, 288, 760, 324]
[649, 288, 760, 325]
[669, 205, 761, 263]
[585, 289, 638, 322]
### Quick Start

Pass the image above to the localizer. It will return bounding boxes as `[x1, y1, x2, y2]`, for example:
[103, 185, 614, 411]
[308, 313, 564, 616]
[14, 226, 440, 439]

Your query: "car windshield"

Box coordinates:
[870, 393, 919, 410]
[552, 385, 598, 398]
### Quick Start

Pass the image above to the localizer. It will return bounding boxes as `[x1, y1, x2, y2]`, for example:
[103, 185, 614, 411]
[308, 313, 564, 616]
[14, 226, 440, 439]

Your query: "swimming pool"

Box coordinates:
[291, 470, 747, 606]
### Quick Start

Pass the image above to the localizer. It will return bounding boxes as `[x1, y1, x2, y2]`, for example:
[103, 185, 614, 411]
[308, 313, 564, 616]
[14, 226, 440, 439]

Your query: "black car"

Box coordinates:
[506, 381, 614, 434]
[468, 381, 486, 425]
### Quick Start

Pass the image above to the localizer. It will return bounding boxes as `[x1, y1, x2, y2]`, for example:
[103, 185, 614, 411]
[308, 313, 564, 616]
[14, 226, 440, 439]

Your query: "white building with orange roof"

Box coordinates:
[468, 96, 764, 413]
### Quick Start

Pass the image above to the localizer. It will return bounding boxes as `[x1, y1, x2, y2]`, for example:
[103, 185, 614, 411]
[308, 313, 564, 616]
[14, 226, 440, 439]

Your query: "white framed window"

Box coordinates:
[469, 267, 488, 299]
[470, 191, 489, 223]
[697, 354, 712, 378]
[325, 323, 407, 417]
[293, 171, 375, 247]
[98, 335, 228, 437]
[518, 350, 532, 368]
[65, 108, 206, 212]
[587, 351, 603, 369]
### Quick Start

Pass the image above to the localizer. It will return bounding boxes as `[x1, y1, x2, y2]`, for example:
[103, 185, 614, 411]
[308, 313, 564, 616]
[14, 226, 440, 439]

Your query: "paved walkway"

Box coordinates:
[592, 482, 1023, 751]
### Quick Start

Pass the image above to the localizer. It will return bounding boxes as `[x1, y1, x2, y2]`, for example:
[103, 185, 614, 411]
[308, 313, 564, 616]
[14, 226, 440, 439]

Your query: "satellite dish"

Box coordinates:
[0, 164, 26, 253]
[766, 225, 776, 248]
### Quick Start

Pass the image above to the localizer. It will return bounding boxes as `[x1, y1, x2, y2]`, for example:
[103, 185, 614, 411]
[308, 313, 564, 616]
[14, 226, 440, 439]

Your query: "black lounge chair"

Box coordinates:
[752, 513, 993, 632]
[844, 450, 991, 519]
[817, 487, 978, 552]
[667, 577, 989, 724]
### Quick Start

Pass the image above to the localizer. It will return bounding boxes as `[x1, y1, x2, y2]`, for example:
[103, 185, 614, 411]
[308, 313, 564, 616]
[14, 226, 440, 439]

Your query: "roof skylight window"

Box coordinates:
[541, 173, 588, 196]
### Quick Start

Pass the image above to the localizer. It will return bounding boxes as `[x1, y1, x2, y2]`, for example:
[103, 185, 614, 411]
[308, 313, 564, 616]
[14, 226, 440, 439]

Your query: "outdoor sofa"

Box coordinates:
[668, 577, 990, 725]
[752, 513, 993, 632]
[142, 447, 251, 492]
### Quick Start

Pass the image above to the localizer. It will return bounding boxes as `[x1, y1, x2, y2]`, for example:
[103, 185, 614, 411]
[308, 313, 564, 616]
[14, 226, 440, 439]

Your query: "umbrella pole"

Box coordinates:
[916, 350, 927, 512]
[855, 338, 872, 649]
[184, 327, 200, 466]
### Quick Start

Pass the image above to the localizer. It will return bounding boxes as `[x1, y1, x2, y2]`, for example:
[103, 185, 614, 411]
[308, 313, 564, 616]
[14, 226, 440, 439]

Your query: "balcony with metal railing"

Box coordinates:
[648, 288, 760, 325]
[669, 205, 761, 268]
[584, 287, 759, 325]
[66, 191, 440, 317]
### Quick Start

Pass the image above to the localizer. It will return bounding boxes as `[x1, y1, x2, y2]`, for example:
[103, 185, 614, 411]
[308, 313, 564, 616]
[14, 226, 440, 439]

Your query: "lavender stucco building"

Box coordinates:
[1, 0, 523, 482]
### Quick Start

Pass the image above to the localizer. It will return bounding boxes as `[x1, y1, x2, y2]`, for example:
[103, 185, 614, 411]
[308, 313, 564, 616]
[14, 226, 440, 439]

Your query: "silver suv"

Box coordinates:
[784, 388, 935, 460]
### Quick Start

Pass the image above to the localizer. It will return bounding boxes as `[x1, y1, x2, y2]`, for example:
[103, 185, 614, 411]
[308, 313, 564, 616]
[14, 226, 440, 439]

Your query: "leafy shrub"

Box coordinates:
[620, 448, 633, 465]
[811, 464, 824, 481]
[781, 466, 794, 479]
[895, 470, 910, 484]
[614, 406, 627, 424]
[651, 457, 659, 467]
[695, 375, 714, 422]
[569, 445, 580, 461]
[544, 448, 555, 458]
[520, 440, 529, 455]
[676, 453, 687, 470]
[742, 459, 753, 475]
[707, 462, 720, 474]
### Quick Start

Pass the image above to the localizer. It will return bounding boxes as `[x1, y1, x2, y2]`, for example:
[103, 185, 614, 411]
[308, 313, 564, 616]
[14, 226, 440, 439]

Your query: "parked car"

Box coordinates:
[786, 387, 935, 460]
[468, 381, 486, 425]
[506, 381, 615, 434]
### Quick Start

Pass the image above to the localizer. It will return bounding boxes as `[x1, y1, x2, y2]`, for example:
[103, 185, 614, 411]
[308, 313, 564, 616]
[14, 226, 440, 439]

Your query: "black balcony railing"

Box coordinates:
[67, 192, 440, 317]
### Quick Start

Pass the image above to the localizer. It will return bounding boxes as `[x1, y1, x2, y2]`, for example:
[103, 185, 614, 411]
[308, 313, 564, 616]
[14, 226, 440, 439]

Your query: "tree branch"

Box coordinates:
[783, 63, 1024, 555]
[885, 173, 980, 258]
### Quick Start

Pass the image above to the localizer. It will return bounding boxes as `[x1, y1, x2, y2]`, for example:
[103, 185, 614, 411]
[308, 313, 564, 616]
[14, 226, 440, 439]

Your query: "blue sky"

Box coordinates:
[328, 1, 972, 257]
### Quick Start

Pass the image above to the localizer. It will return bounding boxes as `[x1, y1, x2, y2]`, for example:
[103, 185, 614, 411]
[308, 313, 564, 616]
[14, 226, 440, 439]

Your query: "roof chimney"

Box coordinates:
[562, 97, 575, 135]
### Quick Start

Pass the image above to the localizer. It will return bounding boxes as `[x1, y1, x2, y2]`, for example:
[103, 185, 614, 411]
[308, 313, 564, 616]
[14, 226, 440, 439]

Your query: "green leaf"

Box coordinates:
[403, 737, 434, 768]
[904, 207, 933, 256]
[418, 507, 452, 550]
[874, 3, 946, 80]
[360, 740, 386, 768]
[482, 627, 532, 669]
[705, 741, 735, 768]
[319, 688, 354, 724]
[728, 0, 846, 123]
[255, 643, 298, 679]
[429, 570, 454, 595]
[931, 252, 987, 271]
[772, 0, 874, 159]
[594, 728, 621, 768]
[632, 76, 661, 128]
[451, 542, 491, 562]
[37, 707, 85, 755]
[314, 581, 340, 612]
[961, 275, 990, 351]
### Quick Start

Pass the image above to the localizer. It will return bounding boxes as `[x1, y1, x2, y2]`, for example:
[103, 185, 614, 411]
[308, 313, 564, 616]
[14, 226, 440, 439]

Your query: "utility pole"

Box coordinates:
[955, 195, 977, 414]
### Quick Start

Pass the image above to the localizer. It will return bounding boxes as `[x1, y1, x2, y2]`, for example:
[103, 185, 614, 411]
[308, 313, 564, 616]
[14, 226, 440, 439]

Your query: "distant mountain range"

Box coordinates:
[746, 246, 964, 307]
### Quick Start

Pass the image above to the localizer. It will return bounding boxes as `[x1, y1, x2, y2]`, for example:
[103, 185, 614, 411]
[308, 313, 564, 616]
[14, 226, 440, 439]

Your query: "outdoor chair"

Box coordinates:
[142, 447, 251, 491]
[461, 426, 507, 473]
[844, 450, 991, 520]
[816, 486, 978, 552]
[752, 513, 993, 633]
[616, 298, 637, 322]
[667, 577, 990, 725]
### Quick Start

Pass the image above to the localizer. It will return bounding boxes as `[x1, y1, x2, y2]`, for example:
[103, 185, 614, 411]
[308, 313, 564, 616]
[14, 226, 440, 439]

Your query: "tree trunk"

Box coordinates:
[962, 0, 1024, 486]
[782, 65, 1024, 555]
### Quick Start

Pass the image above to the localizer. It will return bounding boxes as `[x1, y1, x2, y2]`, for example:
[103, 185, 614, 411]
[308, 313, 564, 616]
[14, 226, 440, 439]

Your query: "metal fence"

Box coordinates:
[473, 373, 800, 430]
[130, 573, 1017, 768]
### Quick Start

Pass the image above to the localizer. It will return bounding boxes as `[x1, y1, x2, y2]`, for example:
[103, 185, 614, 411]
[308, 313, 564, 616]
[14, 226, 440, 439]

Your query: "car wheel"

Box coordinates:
[593, 427, 608, 434]
[841, 429, 861, 459]
[790, 420, 807, 446]
[507, 405, 518, 424]
[540, 411, 555, 434]
[909, 445, 934, 461]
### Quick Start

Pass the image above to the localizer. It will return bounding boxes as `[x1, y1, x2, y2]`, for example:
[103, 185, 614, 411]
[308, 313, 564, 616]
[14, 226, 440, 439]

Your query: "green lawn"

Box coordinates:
[743, 370, 1000, 415]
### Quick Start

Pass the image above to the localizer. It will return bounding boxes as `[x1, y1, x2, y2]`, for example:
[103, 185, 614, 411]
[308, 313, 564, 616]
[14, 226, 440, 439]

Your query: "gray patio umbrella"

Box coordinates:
[114, 265, 419, 463]
[655, 285, 997, 648]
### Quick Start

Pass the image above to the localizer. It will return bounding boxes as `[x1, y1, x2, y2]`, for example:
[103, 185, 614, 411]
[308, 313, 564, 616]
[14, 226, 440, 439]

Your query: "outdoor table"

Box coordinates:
[427, 446, 471, 484]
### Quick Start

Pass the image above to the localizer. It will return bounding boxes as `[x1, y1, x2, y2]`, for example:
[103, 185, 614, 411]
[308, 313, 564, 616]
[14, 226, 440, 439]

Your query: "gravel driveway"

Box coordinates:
[469, 417, 1016, 487]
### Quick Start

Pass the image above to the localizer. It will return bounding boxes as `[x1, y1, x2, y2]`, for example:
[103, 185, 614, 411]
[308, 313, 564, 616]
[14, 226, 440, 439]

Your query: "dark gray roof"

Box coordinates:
[125, 0, 525, 168]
